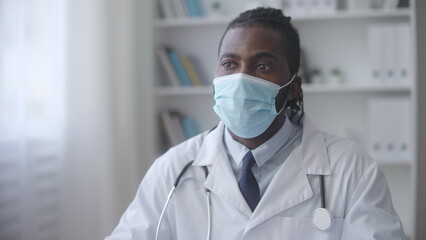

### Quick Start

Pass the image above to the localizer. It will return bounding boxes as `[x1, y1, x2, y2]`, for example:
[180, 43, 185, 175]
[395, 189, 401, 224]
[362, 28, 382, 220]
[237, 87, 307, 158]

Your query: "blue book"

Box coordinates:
[181, 117, 200, 139]
[167, 49, 192, 86]
[192, 0, 204, 17]
[184, 0, 203, 17]
[184, 0, 196, 17]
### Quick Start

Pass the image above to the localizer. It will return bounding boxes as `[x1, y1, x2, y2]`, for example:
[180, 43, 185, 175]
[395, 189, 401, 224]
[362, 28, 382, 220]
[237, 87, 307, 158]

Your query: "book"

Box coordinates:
[159, 0, 176, 19]
[181, 54, 202, 86]
[161, 110, 185, 146]
[160, 110, 188, 146]
[170, 111, 187, 142]
[167, 48, 193, 86]
[172, 0, 186, 18]
[157, 47, 180, 86]
[184, 0, 204, 17]
[160, 110, 200, 147]
[181, 117, 200, 139]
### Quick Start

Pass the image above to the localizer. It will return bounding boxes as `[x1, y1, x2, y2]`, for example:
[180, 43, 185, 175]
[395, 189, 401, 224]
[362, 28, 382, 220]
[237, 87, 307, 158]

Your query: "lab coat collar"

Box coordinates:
[193, 122, 254, 216]
[298, 116, 332, 176]
[193, 116, 331, 174]
[192, 115, 332, 221]
[192, 122, 225, 166]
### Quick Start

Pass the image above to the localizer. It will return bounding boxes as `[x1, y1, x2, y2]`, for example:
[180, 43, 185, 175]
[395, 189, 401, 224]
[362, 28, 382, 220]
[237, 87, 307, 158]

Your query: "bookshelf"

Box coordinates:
[154, 8, 411, 28]
[146, 0, 418, 238]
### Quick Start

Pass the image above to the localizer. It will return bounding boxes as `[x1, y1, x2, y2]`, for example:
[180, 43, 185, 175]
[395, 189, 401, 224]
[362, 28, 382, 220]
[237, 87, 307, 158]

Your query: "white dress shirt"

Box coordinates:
[224, 115, 303, 197]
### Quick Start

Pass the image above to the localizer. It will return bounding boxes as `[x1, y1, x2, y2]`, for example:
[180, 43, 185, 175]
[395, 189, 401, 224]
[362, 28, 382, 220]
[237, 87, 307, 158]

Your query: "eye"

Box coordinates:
[221, 61, 234, 70]
[257, 63, 271, 71]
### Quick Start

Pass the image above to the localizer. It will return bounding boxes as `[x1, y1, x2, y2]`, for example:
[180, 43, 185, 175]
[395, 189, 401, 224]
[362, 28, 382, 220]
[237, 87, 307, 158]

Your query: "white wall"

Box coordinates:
[415, 1, 426, 239]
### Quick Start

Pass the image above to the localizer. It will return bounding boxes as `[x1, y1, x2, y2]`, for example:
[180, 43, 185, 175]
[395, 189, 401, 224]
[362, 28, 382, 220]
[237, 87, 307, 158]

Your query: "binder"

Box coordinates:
[368, 98, 385, 159]
[383, 25, 397, 84]
[368, 97, 411, 162]
[393, 98, 411, 160]
[395, 23, 411, 84]
[318, 0, 337, 14]
[367, 24, 384, 85]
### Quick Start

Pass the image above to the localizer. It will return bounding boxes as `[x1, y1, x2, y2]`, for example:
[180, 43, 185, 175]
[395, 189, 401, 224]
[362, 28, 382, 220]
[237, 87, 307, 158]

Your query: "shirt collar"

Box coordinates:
[224, 116, 297, 167]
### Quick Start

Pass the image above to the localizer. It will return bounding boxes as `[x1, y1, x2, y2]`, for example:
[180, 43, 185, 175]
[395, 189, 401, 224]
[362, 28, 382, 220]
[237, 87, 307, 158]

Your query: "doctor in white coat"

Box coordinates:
[106, 7, 406, 240]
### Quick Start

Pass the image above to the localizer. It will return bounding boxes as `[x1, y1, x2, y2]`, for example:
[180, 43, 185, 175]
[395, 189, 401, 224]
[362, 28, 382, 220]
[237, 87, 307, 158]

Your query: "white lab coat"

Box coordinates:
[106, 116, 406, 240]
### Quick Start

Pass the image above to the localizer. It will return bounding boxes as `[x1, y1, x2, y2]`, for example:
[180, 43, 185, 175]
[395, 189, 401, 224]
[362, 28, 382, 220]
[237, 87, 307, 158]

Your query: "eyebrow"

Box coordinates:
[219, 53, 241, 61]
[253, 52, 279, 61]
[219, 52, 279, 61]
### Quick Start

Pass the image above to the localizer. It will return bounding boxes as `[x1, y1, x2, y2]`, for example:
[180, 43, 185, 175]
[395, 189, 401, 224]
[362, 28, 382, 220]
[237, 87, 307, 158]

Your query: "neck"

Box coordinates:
[230, 112, 287, 150]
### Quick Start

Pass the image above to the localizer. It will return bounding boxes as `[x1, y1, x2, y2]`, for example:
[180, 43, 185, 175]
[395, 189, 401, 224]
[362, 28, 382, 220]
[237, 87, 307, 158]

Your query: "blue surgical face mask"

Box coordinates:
[213, 73, 296, 138]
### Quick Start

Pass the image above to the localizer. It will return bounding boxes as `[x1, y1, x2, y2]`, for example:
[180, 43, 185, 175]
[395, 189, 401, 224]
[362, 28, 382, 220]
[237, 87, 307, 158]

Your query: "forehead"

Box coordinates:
[219, 27, 286, 58]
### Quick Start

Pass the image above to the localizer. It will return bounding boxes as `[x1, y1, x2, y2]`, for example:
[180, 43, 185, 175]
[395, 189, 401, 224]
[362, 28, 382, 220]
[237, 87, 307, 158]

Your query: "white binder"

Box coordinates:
[367, 24, 384, 85]
[395, 23, 411, 84]
[383, 25, 397, 85]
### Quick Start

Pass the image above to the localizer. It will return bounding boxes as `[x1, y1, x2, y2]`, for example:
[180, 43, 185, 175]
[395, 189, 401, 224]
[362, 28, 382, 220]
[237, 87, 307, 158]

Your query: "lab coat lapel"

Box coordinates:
[193, 122, 253, 216]
[247, 146, 312, 230]
[246, 116, 331, 231]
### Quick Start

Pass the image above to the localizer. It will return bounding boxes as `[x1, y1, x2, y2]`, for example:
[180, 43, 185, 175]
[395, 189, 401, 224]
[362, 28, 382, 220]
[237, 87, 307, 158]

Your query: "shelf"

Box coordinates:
[154, 86, 213, 96]
[302, 84, 412, 93]
[153, 8, 411, 28]
[154, 84, 411, 96]
[291, 8, 411, 21]
[376, 159, 413, 166]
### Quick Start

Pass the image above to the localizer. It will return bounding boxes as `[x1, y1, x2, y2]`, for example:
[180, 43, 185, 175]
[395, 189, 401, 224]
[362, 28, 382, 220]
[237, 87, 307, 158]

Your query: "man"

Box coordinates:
[106, 7, 406, 239]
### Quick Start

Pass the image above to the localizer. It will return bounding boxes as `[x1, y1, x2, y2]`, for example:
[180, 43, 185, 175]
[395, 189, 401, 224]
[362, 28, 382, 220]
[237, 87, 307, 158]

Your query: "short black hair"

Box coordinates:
[218, 7, 304, 122]
[218, 7, 300, 76]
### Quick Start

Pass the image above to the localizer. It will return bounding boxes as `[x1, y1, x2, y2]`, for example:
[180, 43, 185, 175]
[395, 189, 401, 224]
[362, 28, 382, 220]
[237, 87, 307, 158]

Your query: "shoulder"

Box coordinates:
[320, 131, 382, 193]
[322, 132, 376, 170]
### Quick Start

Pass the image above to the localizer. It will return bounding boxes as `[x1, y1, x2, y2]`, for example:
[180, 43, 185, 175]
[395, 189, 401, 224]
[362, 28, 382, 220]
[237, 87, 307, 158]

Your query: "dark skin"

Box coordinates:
[215, 27, 302, 150]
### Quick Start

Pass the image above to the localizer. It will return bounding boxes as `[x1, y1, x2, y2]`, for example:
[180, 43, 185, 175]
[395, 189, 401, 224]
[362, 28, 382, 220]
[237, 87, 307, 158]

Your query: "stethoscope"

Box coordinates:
[155, 160, 211, 240]
[155, 161, 333, 240]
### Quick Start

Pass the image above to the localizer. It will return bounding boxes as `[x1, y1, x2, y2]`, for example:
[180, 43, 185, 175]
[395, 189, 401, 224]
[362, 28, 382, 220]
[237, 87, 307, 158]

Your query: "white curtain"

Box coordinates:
[0, 0, 143, 239]
[0, 1, 67, 240]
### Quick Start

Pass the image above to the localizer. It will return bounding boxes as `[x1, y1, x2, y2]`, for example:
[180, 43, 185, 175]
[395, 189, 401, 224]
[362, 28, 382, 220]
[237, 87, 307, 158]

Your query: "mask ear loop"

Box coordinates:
[276, 74, 297, 115]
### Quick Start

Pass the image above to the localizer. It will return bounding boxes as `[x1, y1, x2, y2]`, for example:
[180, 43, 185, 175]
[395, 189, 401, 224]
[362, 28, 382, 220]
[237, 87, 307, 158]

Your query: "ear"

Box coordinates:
[287, 76, 302, 101]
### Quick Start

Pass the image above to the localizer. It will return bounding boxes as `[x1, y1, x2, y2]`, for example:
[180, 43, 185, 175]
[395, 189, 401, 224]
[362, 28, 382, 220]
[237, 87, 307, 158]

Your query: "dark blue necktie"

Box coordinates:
[238, 151, 260, 212]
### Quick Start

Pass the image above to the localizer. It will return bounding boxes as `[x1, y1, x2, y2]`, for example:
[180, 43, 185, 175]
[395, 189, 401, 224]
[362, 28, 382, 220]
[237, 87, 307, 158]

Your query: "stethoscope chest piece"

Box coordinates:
[313, 208, 333, 231]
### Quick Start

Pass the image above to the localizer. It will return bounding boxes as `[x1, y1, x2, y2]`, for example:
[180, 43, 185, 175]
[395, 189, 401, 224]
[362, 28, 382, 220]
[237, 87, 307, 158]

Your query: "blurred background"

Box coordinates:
[0, 0, 425, 240]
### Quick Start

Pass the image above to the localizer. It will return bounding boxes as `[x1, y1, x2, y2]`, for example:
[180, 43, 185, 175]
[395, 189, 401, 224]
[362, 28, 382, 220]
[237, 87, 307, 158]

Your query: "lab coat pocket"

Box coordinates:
[279, 216, 344, 239]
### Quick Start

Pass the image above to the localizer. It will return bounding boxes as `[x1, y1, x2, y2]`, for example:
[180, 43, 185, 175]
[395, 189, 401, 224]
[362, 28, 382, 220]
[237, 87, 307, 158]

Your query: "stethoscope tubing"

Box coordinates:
[156, 162, 330, 240]
[155, 161, 211, 240]
[320, 174, 325, 209]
